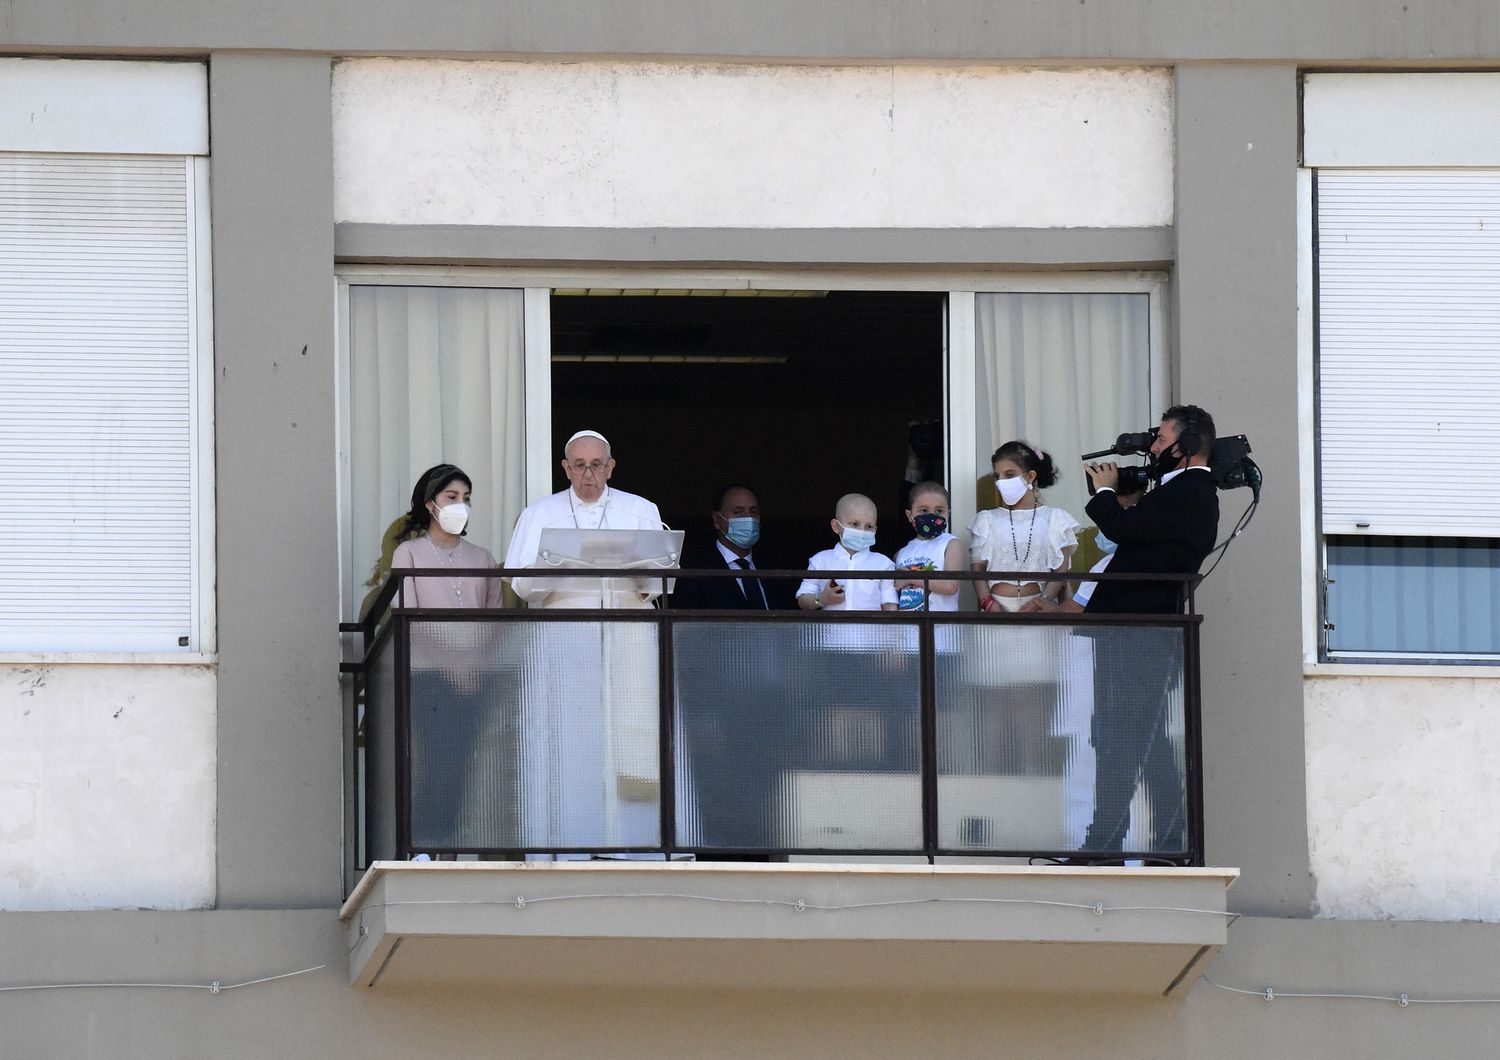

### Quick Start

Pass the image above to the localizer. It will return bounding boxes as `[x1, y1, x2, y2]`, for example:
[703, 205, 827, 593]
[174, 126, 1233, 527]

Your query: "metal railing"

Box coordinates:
[341, 567, 1203, 867]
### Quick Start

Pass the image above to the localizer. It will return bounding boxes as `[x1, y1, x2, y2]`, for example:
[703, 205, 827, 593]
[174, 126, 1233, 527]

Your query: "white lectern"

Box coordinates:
[528, 527, 685, 607]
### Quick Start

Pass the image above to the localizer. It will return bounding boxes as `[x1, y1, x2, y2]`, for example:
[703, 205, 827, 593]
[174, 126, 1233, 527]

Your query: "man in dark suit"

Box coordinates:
[670, 485, 795, 611]
[1080, 405, 1220, 859]
[670, 485, 792, 858]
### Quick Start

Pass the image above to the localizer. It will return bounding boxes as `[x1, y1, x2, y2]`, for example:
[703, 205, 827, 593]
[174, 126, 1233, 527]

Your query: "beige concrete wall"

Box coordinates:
[1306, 675, 1500, 922]
[0, 664, 215, 911]
[1, 910, 1498, 1059]
[333, 60, 1174, 229]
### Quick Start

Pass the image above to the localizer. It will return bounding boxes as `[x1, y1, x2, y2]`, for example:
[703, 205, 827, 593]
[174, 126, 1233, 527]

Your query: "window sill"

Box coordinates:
[1305, 661, 1500, 679]
[0, 652, 217, 667]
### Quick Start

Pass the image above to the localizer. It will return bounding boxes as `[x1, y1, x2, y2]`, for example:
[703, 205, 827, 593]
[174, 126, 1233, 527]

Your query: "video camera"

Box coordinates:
[1081, 431, 1260, 498]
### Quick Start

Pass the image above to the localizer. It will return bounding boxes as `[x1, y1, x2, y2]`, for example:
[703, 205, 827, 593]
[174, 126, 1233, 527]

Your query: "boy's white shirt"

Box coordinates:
[1073, 554, 1113, 607]
[797, 545, 898, 610]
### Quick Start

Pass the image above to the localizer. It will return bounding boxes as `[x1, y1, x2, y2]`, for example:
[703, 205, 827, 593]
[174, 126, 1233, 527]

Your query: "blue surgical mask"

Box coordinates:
[838, 524, 876, 553]
[724, 516, 760, 548]
[912, 513, 948, 540]
[1095, 531, 1118, 555]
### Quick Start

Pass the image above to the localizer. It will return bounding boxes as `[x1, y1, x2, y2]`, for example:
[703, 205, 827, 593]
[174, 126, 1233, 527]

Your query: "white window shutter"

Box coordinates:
[0, 153, 198, 651]
[1317, 170, 1500, 537]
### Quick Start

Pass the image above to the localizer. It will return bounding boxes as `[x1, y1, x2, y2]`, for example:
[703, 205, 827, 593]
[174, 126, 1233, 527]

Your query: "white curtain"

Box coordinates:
[975, 292, 1153, 531]
[348, 286, 527, 612]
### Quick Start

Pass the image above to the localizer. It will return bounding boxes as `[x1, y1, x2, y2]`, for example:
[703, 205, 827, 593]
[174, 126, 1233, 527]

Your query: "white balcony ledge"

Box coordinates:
[341, 861, 1237, 996]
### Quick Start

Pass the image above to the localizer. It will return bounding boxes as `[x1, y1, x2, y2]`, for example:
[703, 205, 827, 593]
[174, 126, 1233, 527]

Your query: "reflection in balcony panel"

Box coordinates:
[674, 621, 921, 851]
[409, 620, 659, 850]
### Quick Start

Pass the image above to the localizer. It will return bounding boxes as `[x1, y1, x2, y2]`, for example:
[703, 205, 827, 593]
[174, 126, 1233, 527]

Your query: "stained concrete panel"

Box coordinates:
[332, 60, 1173, 230]
[1306, 674, 1500, 922]
[0, 664, 215, 911]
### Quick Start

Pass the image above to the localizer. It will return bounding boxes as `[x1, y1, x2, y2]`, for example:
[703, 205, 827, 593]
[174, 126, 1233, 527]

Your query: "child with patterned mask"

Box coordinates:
[894, 481, 966, 612]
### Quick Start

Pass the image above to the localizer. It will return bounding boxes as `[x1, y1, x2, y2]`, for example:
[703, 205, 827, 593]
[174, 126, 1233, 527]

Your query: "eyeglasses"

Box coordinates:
[568, 462, 610, 477]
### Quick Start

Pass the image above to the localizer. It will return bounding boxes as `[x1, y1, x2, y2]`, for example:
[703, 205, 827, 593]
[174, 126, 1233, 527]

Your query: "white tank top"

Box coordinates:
[894, 532, 960, 612]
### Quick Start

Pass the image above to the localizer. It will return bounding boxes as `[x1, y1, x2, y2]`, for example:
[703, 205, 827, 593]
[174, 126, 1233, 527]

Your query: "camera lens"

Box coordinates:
[1118, 465, 1151, 495]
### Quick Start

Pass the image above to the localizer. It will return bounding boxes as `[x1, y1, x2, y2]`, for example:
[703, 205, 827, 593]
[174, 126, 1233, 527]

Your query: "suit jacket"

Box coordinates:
[670, 540, 796, 610]
[1084, 468, 1219, 615]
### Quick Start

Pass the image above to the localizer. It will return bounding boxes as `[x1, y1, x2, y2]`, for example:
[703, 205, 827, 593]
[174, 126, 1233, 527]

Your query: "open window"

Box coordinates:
[337, 269, 1167, 617]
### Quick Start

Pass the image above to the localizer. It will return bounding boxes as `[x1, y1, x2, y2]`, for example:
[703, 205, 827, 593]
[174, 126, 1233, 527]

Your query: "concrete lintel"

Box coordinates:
[334, 223, 1175, 270]
[9, 2, 1500, 63]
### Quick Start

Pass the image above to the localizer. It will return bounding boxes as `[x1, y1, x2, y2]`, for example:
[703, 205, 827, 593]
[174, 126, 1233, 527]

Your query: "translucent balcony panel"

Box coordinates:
[933, 622, 1187, 858]
[674, 621, 921, 851]
[365, 630, 397, 864]
[408, 619, 660, 851]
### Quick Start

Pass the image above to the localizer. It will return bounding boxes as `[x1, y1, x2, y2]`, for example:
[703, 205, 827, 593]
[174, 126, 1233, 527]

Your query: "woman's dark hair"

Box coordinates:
[990, 440, 1059, 490]
[402, 463, 473, 538]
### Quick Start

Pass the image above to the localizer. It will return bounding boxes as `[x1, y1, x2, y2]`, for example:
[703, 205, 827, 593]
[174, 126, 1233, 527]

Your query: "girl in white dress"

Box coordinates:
[969, 441, 1079, 613]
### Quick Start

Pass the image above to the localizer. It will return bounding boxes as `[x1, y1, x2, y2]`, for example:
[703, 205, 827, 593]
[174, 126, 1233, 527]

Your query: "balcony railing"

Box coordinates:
[343, 567, 1203, 867]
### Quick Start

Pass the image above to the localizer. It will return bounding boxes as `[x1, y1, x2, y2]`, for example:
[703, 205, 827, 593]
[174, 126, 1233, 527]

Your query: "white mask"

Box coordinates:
[996, 475, 1031, 507]
[433, 501, 470, 535]
[838, 524, 877, 553]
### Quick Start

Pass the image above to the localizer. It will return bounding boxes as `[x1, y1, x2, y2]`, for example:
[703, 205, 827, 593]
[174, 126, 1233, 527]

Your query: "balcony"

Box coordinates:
[338, 568, 1234, 994]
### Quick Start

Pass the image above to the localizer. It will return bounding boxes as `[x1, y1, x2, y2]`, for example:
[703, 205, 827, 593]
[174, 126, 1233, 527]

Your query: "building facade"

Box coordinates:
[2, 3, 1499, 1055]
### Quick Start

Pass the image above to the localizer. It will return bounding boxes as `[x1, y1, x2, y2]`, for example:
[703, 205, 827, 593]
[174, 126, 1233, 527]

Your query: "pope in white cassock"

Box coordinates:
[503, 430, 666, 856]
[505, 430, 665, 609]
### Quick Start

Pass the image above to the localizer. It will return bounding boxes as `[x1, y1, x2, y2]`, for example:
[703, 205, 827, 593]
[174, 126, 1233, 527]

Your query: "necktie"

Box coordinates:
[731, 558, 768, 609]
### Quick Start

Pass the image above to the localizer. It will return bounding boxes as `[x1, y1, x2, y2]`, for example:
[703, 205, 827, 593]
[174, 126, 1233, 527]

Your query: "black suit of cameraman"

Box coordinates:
[1080, 407, 1220, 859]
[1085, 469, 1219, 615]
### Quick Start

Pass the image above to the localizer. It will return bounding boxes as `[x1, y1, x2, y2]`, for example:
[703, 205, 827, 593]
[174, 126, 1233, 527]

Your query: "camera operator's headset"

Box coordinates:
[1175, 405, 1205, 461]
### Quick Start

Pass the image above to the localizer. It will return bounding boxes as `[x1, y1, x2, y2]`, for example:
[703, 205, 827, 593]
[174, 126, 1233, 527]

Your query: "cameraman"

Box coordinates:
[1078, 405, 1220, 859]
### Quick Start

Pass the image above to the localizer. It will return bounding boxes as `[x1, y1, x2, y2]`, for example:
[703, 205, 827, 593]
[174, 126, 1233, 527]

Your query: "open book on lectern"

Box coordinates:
[531, 526, 685, 598]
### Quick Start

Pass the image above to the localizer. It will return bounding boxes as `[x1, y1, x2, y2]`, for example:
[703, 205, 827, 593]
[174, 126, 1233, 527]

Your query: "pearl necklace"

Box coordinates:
[425, 535, 466, 604]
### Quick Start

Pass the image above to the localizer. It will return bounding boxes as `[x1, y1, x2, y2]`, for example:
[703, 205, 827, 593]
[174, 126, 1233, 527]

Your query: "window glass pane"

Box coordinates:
[974, 292, 1153, 548]
[1327, 535, 1500, 659]
[347, 285, 526, 620]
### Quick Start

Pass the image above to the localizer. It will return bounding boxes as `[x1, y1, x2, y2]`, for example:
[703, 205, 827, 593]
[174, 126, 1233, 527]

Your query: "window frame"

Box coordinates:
[334, 264, 1167, 624]
[1301, 166, 1500, 670]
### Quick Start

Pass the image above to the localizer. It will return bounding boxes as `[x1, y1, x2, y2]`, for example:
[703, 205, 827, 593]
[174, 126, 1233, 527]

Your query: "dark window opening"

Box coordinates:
[550, 290, 946, 564]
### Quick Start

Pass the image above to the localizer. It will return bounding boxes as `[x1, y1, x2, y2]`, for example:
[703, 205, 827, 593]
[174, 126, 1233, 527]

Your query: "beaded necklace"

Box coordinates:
[1004, 503, 1038, 583]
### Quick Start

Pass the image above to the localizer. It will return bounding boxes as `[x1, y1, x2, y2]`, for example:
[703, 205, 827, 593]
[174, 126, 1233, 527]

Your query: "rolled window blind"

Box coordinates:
[1317, 170, 1500, 537]
[0, 153, 197, 651]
